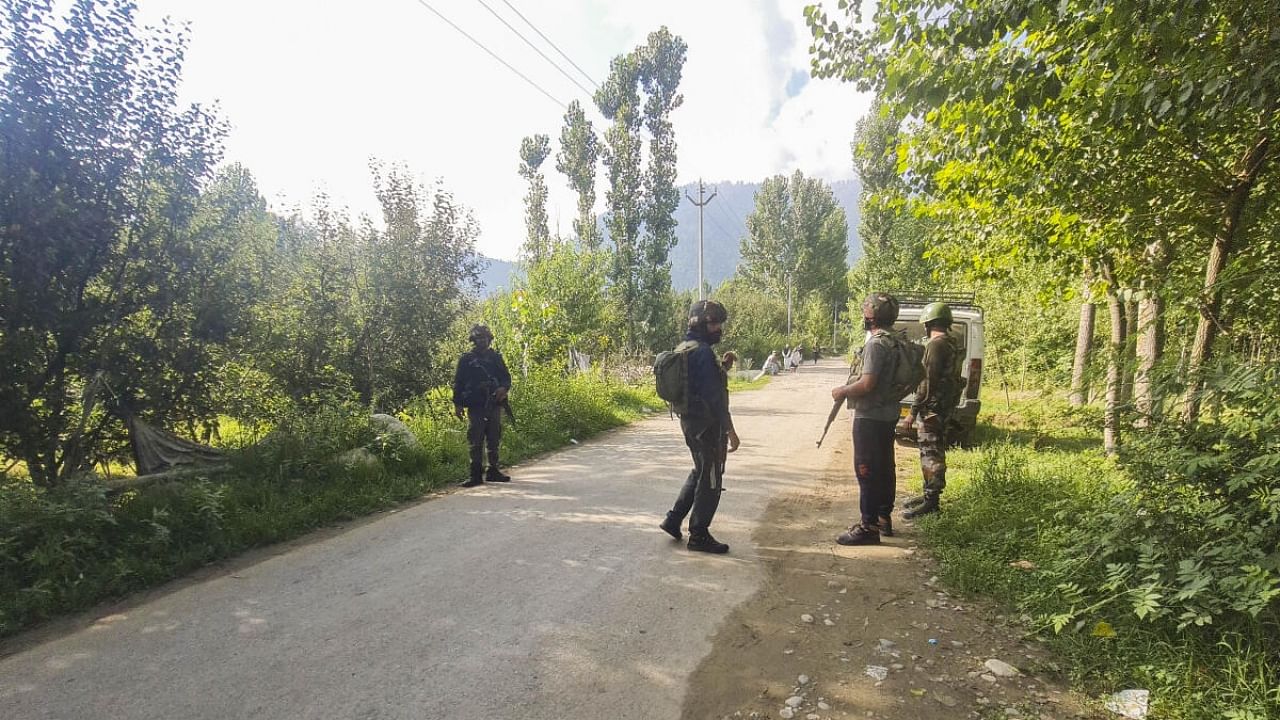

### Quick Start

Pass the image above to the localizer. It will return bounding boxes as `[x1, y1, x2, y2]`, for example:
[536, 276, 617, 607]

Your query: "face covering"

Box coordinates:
[706, 328, 723, 344]
[863, 318, 875, 331]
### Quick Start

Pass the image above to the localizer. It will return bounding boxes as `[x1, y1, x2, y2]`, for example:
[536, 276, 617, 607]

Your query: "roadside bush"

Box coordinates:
[922, 382, 1280, 719]
[1, 370, 662, 639]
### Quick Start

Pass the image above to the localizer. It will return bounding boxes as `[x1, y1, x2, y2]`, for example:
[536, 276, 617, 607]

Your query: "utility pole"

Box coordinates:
[831, 304, 839, 350]
[685, 179, 717, 300]
[786, 273, 793, 337]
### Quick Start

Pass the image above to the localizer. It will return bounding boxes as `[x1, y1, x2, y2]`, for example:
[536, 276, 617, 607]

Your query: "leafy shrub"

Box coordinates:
[923, 381, 1280, 719]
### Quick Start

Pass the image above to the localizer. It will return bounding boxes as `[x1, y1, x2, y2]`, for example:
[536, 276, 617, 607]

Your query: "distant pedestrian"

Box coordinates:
[660, 300, 740, 554]
[828, 292, 901, 545]
[756, 351, 781, 380]
[453, 324, 513, 487]
[789, 346, 804, 372]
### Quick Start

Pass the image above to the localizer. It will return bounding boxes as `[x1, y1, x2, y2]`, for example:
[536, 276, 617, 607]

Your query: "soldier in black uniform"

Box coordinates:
[660, 300, 740, 554]
[453, 324, 513, 488]
[903, 302, 964, 518]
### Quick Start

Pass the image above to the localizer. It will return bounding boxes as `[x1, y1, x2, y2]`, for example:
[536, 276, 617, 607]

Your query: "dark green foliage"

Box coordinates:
[557, 101, 601, 249]
[922, 385, 1280, 719]
[713, 280, 789, 368]
[741, 170, 850, 310]
[595, 27, 688, 351]
[0, 0, 227, 484]
[518, 134, 552, 262]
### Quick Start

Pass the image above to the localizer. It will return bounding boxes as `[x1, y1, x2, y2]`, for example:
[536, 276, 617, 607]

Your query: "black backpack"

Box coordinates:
[654, 340, 700, 414]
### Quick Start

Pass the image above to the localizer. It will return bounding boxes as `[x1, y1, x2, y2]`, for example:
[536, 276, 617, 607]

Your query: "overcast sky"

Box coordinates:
[138, 0, 872, 261]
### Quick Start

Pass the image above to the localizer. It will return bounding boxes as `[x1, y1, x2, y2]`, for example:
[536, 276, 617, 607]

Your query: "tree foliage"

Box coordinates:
[518, 134, 551, 263]
[556, 101, 600, 249]
[807, 0, 1280, 427]
[740, 170, 849, 311]
[595, 27, 688, 351]
[0, 0, 226, 484]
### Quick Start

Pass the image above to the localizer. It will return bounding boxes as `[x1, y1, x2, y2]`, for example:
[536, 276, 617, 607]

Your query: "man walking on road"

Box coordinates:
[903, 303, 963, 519]
[661, 300, 740, 554]
[829, 292, 901, 546]
[453, 324, 513, 488]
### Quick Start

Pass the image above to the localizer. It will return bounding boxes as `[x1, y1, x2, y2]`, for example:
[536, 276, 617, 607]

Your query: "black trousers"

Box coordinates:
[466, 406, 503, 477]
[853, 417, 897, 526]
[668, 417, 724, 537]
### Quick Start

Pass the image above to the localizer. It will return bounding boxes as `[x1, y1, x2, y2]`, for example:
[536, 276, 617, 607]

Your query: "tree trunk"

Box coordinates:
[1133, 293, 1165, 427]
[1184, 133, 1272, 423]
[1069, 268, 1095, 407]
[1104, 290, 1126, 456]
[1120, 298, 1137, 404]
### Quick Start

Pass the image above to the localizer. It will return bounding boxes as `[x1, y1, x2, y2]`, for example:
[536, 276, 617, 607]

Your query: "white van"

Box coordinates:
[891, 293, 985, 445]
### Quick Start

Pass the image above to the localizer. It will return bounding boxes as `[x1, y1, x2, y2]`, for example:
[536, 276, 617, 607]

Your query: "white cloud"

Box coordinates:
[139, 0, 870, 260]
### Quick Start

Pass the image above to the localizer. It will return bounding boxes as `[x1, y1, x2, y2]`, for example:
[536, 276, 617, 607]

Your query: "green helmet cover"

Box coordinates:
[921, 302, 953, 327]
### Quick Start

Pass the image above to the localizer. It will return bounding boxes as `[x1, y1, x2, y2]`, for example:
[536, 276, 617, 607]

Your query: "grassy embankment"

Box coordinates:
[920, 390, 1278, 720]
[0, 368, 688, 639]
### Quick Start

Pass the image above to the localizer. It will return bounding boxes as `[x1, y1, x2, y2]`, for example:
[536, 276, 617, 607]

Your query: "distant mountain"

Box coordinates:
[665, 178, 862, 292]
[475, 177, 863, 297]
[477, 256, 519, 297]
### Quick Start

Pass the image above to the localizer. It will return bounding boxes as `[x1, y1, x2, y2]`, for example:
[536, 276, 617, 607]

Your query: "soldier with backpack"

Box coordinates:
[829, 292, 919, 546]
[655, 299, 740, 554]
[902, 302, 964, 519]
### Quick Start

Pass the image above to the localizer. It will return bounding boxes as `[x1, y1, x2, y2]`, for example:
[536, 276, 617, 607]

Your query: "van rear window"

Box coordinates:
[901, 321, 968, 351]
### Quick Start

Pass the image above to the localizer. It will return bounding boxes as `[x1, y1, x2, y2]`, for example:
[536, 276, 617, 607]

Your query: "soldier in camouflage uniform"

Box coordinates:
[903, 303, 964, 519]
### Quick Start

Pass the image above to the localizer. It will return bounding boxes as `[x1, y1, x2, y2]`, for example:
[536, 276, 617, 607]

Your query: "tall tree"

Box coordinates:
[808, 0, 1280, 429]
[0, 0, 226, 484]
[595, 27, 688, 351]
[595, 54, 644, 348]
[635, 28, 688, 350]
[740, 171, 849, 312]
[518, 134, 551, 263]
[361, 163, 482, 409]
[556, 101, 600, 249]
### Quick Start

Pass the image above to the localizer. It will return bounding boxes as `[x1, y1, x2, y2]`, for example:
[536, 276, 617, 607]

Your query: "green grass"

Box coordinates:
[0, 369, 664, 638]
[916, 390, 1280, 720]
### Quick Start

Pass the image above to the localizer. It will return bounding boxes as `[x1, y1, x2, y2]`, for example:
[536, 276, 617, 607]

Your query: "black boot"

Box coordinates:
[660, 514, 683, 540]
[903, 495, 927, 509]
[486, 467, 511, 482]
[460, 473, 484, 488]
[687, 532, 729, 554]
[903, 494, 940, 519]
[836, 523, 881, 546]
[876, 515, 894, 537]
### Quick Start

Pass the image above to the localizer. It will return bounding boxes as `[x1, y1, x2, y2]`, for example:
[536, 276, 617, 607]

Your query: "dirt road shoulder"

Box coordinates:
[681, 424, 1103, 720]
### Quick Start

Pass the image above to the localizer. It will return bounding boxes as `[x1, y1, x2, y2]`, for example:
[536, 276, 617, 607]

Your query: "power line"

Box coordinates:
[499, 0, 599, 89]
[473, 0, 596, 98]
[409, 0, 566, 109]
[710, 201, 743, 237]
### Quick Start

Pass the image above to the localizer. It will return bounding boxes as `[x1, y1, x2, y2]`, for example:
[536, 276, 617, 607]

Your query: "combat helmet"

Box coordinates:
[920, 302, 953, 328]
[468, 324, 494, 342]
[687, 299, 728, 329]
[861, 292, 899, 327]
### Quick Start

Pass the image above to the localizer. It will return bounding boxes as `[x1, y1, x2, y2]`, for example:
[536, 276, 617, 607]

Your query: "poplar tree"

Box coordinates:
[518, 134, 551, 263]
[556, 101, 600, 249]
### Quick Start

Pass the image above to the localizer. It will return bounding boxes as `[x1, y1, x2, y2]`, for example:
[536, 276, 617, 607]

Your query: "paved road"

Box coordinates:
[0, 361, 851, 720]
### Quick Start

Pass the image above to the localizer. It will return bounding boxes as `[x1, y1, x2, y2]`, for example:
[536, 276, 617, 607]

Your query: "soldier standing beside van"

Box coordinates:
[903, 303, 963, 518]
[829, 292, 902, 546]
[453, 324, 513, 488]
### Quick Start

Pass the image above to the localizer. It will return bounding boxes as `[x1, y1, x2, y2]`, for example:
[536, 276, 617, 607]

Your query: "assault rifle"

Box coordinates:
[816, 396, 843, 448]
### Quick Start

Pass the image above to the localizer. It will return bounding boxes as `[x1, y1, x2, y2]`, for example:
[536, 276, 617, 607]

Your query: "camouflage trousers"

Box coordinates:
[917, 413, 948, 496]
